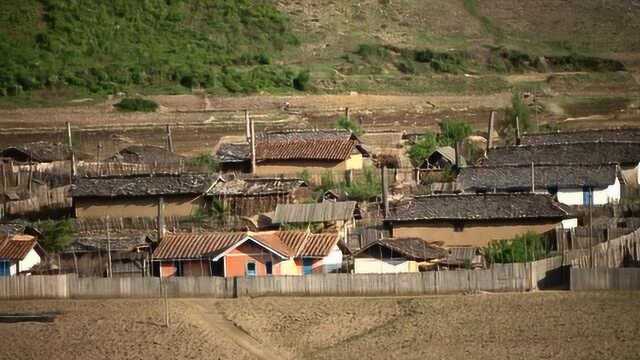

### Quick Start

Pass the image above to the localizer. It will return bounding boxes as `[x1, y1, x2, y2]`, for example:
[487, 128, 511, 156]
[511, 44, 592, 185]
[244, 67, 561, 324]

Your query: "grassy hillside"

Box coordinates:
[1, 0, 639, 102]
[0, 0, 303, 96]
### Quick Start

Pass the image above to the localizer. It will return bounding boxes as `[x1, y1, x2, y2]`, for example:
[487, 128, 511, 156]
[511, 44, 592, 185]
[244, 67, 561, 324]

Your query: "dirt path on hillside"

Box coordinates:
[178, 299, 289, 360]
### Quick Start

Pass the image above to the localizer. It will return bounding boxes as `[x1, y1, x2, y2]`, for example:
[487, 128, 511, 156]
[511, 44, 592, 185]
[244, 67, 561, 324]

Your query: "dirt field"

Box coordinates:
[1, 292, 638, 359]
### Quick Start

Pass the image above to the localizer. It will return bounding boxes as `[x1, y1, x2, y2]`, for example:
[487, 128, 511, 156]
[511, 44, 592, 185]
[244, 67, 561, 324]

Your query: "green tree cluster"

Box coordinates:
[484, 231, 550, 264]
[407, 120, 473, 166]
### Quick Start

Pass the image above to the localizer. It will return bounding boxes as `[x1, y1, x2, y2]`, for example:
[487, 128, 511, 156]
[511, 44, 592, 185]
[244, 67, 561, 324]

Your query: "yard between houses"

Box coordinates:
[0, 292, 639, 359]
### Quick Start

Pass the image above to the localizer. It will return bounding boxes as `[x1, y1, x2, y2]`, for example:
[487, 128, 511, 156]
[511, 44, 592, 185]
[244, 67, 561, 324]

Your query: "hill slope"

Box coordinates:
[1, 0, 639, 101]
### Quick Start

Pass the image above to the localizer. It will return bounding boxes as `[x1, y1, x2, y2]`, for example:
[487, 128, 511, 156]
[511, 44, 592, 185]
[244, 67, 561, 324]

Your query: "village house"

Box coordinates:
[271, 201, 358, 239]
[519, 128, 640, 146]
[59, 231, 153, 277]
[0, 224, 46, 276]
[71, 173, 222, 219]
[215, 130, 369, 176]
[152, 231, 344, 277]
[385, 193, 575, 248]
[206, 176, 309, 217]
[1, 141, 76, 164]
[353, 237, 447, 274]
[458, 164, 621, 206]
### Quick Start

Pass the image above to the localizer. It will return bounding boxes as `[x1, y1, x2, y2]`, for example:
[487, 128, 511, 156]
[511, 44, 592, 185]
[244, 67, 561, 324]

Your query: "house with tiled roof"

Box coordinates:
[458, 164, 622, 206]
[520, 128, 640, 146]
[385, 193, 575, 247]
[353, 238, 447, 274]
[152, 231, 344, 277]
[0, 225, 46, 276]
[215, 129, 369, 176]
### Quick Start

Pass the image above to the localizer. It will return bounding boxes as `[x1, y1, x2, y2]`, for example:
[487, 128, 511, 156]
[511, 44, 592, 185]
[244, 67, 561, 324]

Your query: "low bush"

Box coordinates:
[114, 98, 159, 112]
[335, 116, 363, 135]
[484, 231, 551, 264]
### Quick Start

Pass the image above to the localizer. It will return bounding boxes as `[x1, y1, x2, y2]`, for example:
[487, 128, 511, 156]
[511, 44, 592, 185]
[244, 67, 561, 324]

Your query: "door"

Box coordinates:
[0, 261, 10, 277]
[265, 261, 273, 275]
[246, 261, 257, 277]
[303, 258, 314, 275]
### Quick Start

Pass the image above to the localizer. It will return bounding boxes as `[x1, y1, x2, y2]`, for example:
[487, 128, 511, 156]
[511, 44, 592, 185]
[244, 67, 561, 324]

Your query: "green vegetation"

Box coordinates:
[335, 116, 363, 136]
[341, 166, 381, 201]
[37, 219, 75, 253]
[114, 98, 158, 112]
[484, 232, 551, 264]
[189, 153, 220, 173]
[501, 92, 532, 140]
[0, 0, 301, 96]
[408, 120, 474, 166]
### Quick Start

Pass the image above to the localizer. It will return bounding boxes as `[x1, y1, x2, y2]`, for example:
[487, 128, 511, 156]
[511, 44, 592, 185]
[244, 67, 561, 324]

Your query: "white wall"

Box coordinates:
[557, 179, 620, 206]
[354, 258, 413, 274]
[321, 245, 343, 273]
[561, 218, 578, 230]
[9, 249, 42, 276]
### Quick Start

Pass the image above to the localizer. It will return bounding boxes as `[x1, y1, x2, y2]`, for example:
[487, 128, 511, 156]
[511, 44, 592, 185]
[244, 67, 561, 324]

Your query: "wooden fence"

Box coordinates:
[0, 256, 564, 299]
[4, 185, 71, 217]
[570, 268, 640, 291]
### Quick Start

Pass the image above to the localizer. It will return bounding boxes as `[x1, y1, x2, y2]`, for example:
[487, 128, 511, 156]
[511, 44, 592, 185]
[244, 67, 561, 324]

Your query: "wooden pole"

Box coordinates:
[515, 116, 521, 145]
[28, 160, 33, 194]
[345, 107, 350, 121]
[157, 197, 165, 241]
[166, 125, 175, 153]
[486, 111, 495, 154]
[250, 118, 256, 175]
[245, 109, 251, 143]
[381, 166, 389, 219]
[1, 162, 6, 194]
[106, 217, 113, 278]
[589, 193, 594, 267]
[66, 122, 77, 178]
[531, 162, 535, 193]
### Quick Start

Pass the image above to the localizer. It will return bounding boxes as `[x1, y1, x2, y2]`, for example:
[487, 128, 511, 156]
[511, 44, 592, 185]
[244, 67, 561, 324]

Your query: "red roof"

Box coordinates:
[152, 231, 339, 260]
[256, 140, 358, 161]
[0, 235, 38, 261]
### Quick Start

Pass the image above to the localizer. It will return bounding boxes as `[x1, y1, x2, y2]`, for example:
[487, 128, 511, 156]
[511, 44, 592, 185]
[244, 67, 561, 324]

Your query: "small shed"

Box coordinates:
[420, 146, 466, 170]
[354, 238, 447, 274]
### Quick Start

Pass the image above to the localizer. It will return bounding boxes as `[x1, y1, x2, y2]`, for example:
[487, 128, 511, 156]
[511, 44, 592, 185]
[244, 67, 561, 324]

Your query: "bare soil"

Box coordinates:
[1, 292, 638, 360]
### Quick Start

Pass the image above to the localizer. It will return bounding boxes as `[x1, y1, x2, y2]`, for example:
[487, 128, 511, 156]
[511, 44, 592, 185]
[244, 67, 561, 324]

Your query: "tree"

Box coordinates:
[502, 92, 532, 141]
[438, 119, 472, 147]
[38, 219, 75, 253]
[408, 132, 438, 166]
[335, 116, 363, 136]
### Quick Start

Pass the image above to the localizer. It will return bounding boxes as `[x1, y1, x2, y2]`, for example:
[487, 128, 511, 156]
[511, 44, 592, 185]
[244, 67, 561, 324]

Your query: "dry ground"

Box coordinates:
[1, 292, 639, 360]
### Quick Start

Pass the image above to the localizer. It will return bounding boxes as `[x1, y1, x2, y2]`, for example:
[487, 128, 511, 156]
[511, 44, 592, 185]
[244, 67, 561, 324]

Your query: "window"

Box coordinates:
[303, 258, 314, 275]
[265, 261, 273, 275]
[246, 262, 257, 277]
[174, 261, 184, 277]
[453, 222, 464, 232]
[0, 261, 10, 277]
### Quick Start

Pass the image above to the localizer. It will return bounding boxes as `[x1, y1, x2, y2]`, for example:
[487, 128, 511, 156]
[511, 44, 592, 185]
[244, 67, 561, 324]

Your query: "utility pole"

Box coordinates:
[345, 107, 350, 121]
[589, 192, 594, 268]
[515, 116, 521, 146]
[486, 111, 495, 156]
[106, 216, 113, 278]
[250, 118, 257, 175]
[157, 197, 165, 241]
[531, 162, 535, 193]
[381, 166, 389, 219]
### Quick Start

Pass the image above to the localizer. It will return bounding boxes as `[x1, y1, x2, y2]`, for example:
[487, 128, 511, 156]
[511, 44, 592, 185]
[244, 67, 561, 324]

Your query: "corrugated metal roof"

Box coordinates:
[152, 231, 339, 260]
[0, 235, 37, 261]
[273, 201, 357, 224]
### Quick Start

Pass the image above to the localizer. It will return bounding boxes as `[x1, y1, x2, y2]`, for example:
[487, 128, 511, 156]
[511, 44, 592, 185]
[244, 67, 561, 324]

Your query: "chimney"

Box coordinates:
[381, 166, 389, 219]
[515, 116, 521, 145]
[244, 109, 250, 143]
[486, 111, 495, 154]
[157, 197, 165, 241]
[250, 118, 257, 175]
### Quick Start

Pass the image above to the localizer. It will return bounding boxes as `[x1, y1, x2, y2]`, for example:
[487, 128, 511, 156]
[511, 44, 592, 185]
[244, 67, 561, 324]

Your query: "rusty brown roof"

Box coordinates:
[152, 231, 339, 260]
[0, 235, 38, 261]
[256, 139, 359, 161]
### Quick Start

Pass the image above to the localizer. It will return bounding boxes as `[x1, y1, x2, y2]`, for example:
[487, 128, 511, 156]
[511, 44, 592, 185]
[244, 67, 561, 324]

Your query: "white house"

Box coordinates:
[0, 234, 45, 276]
[458, 164, 621, 207]
[354, 238, 446, 274]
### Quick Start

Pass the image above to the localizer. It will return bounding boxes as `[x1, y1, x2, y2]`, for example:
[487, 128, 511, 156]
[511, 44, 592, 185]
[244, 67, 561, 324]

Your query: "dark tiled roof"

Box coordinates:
[483, 142, 640, 167]
[71, 174, 221, 198]
[387, 193, 570, 222]
[356, 238, 447, 261]
[207, 177, 306, 196]
[0, 235, 38, 261]
[273, 201, 357, 223]
[152, 231, 339, 260]
[1, 142, 78, 162]
[107, 145, 185, 164]
[65, 232, 152, 253]
[521, 128, 640, 146]
[216, 130, 367, 163]
[458, 164, 618, 192]
[216, 143, 250, 163]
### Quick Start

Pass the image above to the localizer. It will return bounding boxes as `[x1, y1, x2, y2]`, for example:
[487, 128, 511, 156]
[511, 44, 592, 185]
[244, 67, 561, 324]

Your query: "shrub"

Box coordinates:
[484, 231, 550, 264]
[408, 132, 438, 166]
[335, 116, 363, 136]
[189, 153, 219, 173]
[438, 120, 472, 147]
[340, 166, 380, 201]
[355, 44, 391, 62]
[502, 92, 532, 139]
[114, 98, 159, 112]
[293, 70, 311, 91]
[37, 219, 75, 253]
